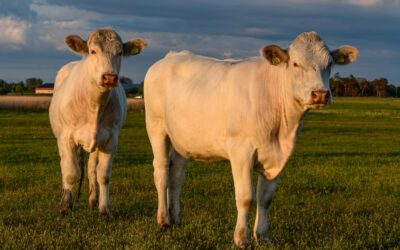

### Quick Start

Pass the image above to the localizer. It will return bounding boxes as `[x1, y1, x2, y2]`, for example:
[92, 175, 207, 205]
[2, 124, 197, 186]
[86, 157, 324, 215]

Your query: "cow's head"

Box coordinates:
[261, 31, 358, 109]
[64, 28, 147, 91]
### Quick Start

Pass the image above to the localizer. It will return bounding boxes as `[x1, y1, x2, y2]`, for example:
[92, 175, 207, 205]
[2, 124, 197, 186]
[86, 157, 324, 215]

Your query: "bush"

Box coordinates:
[0, 88, 8, 95]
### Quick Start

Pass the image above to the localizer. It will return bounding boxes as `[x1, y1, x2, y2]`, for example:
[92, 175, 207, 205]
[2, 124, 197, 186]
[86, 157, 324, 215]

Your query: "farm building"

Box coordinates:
[35, 83, 54, 94]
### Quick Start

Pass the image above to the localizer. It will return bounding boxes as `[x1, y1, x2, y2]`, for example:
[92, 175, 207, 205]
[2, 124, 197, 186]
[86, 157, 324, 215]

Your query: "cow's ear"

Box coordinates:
[123, 38, 147, 56]
[260, 45, 289, 66]
[65, 35, 88, 55]
[331, 45, 358, 65]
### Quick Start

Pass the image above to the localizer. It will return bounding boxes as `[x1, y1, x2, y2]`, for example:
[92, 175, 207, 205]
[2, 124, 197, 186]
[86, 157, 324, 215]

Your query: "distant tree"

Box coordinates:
[15, 82, 25, 94]
[328, 75, 398, 98]
[330, 75, 344, 97]
[137, 81, 144, 96]
[25, 78, 43, 92]
[359, 79, 370, 96]
[342, 75, 359, 97]
[371, 78, 388, 97]
[0, 79, 10, 95]
[119, 76, 133, 84]
[387, 84, 398, 97]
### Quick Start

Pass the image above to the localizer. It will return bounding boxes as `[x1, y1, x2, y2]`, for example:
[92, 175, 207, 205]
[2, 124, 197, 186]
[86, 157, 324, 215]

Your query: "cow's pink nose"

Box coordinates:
[101, 73, 119, 87]
[311, 90, 330, 105]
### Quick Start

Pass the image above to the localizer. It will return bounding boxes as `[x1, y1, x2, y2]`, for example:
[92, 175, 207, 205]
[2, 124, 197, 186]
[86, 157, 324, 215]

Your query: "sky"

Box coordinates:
[0, 0, 399, 84]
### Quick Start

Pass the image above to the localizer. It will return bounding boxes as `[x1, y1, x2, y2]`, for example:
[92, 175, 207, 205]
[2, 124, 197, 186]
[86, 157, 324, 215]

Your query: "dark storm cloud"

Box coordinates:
[1, 0, 400, 83]
[43, 0, 399, 41]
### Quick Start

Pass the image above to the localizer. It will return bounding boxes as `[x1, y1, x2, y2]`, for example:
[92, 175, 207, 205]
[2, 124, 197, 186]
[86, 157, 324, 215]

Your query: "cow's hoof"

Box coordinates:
[99, 206, 110, 221]
[170, 217, 181, 226]
[157, 215, 172, 230]
[60, 208, 71, 216]
[100, 211, 110, 221]
[253, 231, 270, 246]
[234, 228, 249, 249]
[60, 189, 73, 216]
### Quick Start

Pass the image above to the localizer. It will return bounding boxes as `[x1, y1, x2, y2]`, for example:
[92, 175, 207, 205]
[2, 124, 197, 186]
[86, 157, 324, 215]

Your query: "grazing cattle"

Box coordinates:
[144, 32, 358, 247]
[49, 28, 146, 218]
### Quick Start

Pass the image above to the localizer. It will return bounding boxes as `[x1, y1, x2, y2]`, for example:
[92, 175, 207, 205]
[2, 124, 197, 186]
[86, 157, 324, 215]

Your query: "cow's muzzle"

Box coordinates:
[101, 73, 119, 87]
[310, 90, 330, 105]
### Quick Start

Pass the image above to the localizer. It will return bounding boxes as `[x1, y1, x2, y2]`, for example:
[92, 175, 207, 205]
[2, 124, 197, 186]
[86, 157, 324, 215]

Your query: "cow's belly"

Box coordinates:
[165, 115, 228, 160]
[170, 136, 227, 161]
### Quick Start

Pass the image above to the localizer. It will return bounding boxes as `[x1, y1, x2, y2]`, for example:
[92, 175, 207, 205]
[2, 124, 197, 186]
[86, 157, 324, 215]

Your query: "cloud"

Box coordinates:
[28, 3, 103, 51]
[343, 0, 400, 7]
[0, 0, 399, 84]
[0, 16, 31, 48]
[346, 0, 384, 7]
[0, 0, 37, 20]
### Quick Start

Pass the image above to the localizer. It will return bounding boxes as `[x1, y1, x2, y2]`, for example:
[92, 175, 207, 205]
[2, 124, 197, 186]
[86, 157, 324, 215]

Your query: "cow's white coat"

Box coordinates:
[145, 32, 358, 247]
[49, 28, 146, 217]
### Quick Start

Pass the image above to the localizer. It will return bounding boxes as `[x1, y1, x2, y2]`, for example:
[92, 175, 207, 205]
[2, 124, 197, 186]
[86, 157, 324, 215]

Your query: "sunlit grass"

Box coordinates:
[0, 97, 399, 249]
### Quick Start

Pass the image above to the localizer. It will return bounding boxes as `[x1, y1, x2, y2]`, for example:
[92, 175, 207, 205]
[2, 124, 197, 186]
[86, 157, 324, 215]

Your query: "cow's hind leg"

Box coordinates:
[58, 139, 79, 215]
[253, 175, 280, 244]
[168, 150, 189, 225]
[88, 150, 99, 209]
[228, 143, 255, 249]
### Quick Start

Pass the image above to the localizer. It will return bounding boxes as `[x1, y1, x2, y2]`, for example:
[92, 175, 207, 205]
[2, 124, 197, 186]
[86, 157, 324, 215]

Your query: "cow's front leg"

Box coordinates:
[58, 139, 78, 215]
[228, 143, 255, 249]
[97, 150, 114, 219]
[88, 150, 99, 209]
[168, 150, 189, 225]
[253, 174, 280, 244]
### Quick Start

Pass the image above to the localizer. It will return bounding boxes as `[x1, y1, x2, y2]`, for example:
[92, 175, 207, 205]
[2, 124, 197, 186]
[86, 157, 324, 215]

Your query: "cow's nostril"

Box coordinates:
[102, 74, 108, 83]
[310, 90, 330, 105]
[311, 91, 320, 102]
[312, 91, 318, 99]
[101, 73, 118, 86]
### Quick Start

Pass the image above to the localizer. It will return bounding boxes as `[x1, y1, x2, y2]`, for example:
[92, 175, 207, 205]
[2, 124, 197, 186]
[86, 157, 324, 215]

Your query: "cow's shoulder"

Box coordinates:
[54, 61, 79, 90]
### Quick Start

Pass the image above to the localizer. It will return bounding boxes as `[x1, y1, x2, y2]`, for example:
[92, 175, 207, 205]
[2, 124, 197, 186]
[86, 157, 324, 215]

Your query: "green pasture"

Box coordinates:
[0, 97, 399, 249]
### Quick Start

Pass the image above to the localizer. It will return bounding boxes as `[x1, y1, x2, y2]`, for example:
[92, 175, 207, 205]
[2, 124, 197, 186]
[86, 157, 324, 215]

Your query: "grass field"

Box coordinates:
[0, 97, 399, 249]
[0, 96, 144, 111]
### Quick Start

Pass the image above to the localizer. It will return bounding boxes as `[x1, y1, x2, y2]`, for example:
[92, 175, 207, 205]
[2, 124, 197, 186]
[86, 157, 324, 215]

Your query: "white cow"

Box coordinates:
[49, 28, 146, 218]
[144, 32, 358, 247]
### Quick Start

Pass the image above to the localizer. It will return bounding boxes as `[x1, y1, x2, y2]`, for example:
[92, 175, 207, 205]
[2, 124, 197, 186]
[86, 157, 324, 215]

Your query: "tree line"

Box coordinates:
[0, 78, 43, 95]
[1, 74, 399, 97]
[330, 73, 400, 97]
[0, 76, 143, 96]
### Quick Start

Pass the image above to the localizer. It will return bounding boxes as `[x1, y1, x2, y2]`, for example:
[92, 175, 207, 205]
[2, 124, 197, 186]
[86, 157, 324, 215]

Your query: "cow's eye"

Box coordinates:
[293, 62, 299, 67]
[90, 50, 96, 55]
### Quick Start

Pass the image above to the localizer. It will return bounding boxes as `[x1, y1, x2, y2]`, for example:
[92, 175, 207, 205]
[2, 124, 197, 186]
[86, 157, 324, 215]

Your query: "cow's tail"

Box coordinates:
[76, 147, 87, 200]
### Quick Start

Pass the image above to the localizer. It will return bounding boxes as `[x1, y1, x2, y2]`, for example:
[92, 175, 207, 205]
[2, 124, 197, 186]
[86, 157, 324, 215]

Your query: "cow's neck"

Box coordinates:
[276, 85, 306, 163]
[81, 79, 112, 137]
[280, 94, 305, 135]
[254, 74, 306, 180]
